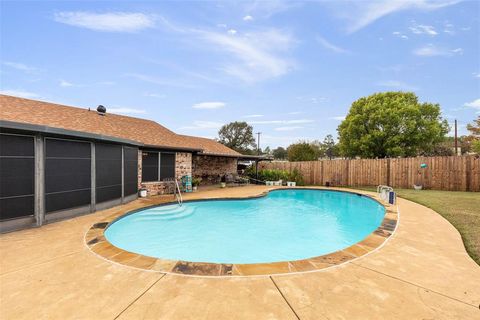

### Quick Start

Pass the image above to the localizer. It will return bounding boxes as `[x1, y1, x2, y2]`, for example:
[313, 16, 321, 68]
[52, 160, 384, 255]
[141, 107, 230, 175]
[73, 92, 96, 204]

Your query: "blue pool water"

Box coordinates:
[105, 189, 385, 264]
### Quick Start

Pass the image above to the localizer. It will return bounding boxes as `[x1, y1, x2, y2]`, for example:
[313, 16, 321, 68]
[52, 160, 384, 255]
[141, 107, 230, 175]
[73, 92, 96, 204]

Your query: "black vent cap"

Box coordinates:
[97, 105, 106, 114]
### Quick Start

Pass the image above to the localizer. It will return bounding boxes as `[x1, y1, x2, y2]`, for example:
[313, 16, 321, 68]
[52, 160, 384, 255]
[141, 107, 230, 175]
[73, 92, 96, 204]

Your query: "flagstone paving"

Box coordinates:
[1, 185, 479, 319]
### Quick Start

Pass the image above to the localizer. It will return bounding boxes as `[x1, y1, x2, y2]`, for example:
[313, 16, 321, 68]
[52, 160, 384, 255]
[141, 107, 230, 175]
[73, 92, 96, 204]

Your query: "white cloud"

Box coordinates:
[59, 79, 73, 87]
[275, 126, 303, 131]
[2, 61, 40, 74]
[316, 35, 348, 53]
[180, 120, 224, 130]
[125, 73, 198, 88]
[464, 98, 480, 113]
[409, 23, 438, 35]
[473, 72, 480, 79]
[54, 12, 155, 32]
[227, 29, 237, 35]
[443, 22, 455, 35]
[0, 89, 40, 99]
[144, 93, 166, 98]
[217, 23, 227, 28]
[340, 0, 460, 33]
[296, 96, 326, 104]
[243, 15, 254, 21]
[243, 114, 264, 118]
[330, 116, 346, 121]
[244, 1, 297, 18]
[108, 107, 146, 114]
[392, 31, 409, 39]
[249, 119, 314, 125]
[192, 101, 226, 109]
[198, 29, 295, 83]
[288, 111, 303, 115]
[377, 80, 418, 91]
[413, 44, 463, 57]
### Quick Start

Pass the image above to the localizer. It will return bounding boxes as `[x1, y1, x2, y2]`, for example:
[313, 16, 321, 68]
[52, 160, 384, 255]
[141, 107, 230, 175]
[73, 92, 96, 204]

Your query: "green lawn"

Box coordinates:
[355, 187, 480, 266]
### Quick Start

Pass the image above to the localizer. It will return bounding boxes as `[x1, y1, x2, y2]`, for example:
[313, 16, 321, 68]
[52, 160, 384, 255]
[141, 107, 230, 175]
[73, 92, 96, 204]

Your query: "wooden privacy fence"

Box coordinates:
[259, 156, 480, 192]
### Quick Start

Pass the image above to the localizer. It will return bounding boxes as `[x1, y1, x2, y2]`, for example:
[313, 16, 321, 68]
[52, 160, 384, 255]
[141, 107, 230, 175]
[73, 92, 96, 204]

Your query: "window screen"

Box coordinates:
[0, 134, 35, 221]
[45, 138, 91, 213]
[142, 152, 158, 182]
[160, 153, 175, 180]
[95, 143, 122, 203]
[123, 146, 138, 196]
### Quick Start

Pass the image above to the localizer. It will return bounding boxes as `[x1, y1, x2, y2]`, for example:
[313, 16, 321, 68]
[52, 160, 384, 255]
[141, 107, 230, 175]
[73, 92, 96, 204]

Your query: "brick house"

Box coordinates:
[0, 95, 259, 232]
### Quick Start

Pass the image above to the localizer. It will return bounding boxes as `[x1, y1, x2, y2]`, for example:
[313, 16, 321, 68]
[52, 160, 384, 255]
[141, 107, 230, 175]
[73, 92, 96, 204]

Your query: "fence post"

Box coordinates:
[346, 159, 350, 186]
[386, 158, 391, 186]
[466, 156, 471, 192]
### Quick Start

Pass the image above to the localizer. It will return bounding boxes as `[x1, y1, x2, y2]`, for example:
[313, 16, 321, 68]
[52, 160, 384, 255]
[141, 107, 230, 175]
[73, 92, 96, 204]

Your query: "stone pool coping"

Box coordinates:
[84, 187, 398, 277]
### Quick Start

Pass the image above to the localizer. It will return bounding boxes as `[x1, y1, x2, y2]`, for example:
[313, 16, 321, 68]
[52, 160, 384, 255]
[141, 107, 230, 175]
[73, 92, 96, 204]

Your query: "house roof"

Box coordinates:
[0, 95, 241, 157]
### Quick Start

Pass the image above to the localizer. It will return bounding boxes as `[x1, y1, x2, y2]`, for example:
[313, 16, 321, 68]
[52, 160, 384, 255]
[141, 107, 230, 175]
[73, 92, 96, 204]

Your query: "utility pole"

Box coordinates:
[255, 132, 261, 180]
[256, 132, 261, 155]
[454, 119, 458, 156]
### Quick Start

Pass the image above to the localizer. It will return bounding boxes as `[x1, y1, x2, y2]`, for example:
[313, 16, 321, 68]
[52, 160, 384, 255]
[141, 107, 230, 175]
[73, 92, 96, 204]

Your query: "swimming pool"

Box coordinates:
[105, 189, 385, 264]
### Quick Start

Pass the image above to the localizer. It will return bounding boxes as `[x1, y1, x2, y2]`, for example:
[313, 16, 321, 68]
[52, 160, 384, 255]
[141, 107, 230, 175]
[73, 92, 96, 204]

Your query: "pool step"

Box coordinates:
[137, 205, 194, 220]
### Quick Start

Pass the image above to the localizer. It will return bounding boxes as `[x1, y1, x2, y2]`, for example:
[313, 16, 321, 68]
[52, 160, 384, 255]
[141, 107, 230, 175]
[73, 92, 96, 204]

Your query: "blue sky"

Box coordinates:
[1, 0, 479, 148]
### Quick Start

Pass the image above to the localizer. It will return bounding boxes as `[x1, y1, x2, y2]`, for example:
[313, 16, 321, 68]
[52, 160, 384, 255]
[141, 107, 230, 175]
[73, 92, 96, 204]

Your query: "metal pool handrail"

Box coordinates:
[174, 179, 183, 206]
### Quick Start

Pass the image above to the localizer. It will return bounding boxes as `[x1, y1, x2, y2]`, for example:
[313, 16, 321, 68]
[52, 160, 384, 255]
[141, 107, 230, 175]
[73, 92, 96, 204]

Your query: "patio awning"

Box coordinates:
[237, 155, 273, 161]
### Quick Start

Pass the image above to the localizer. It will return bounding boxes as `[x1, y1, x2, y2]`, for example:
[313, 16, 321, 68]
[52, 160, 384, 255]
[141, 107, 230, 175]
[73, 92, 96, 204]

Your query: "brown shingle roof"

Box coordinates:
[0, 95, 241, 157]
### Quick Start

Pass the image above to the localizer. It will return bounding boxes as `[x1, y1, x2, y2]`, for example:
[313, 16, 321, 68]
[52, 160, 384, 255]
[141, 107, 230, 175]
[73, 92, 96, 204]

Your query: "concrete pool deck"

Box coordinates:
[1, 186, 479, 319]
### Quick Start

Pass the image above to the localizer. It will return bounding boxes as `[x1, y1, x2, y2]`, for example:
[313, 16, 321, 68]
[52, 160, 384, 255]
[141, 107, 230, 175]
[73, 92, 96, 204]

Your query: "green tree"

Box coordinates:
[467, 116, 480, 153]
[217, 121, 256, 153]
[263, 146, 271, 156]
[321, 134, 339, 159]
[337, 92, 449, 158]
[287, 142, 318, 161]
[272, 146, 288, 160]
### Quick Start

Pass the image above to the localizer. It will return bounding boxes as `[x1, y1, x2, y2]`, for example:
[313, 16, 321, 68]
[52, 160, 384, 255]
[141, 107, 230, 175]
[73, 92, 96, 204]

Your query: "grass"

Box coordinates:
[355, 187, 480, 265]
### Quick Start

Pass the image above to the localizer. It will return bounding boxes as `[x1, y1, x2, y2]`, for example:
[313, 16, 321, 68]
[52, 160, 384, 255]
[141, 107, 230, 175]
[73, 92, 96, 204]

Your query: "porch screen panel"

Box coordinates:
[45, 138, 91, 213]
[96, 143, 122, 203]
[142, 152, 158, 182]
[160, 153, 175, 180]
[0, 134, 35, 220]
[123, 146, 138, 196]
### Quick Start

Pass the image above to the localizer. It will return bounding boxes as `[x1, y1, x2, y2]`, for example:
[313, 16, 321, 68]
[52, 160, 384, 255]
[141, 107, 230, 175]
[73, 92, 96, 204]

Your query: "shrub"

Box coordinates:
[258, 169, 290, 181]
[245, 167, 304, 185]
[192, 177, 202, 187]
[288, 168, 305, 186]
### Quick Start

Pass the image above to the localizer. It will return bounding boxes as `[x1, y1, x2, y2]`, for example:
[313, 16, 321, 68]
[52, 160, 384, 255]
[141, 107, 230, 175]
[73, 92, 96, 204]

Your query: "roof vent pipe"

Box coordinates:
[97, 105, 106, 115]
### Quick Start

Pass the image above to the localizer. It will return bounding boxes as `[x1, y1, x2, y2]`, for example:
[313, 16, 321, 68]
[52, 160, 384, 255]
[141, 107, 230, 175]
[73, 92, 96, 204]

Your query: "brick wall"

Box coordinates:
[175, 152, 192, 178]
[192, 155, 238, 184]
[138, 150, 193, 196]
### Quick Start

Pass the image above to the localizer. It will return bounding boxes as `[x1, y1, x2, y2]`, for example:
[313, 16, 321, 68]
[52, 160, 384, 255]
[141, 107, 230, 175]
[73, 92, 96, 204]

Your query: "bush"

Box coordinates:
[289, 168, 305, 186]
[245, 167, 304, 185]
[192, 177, 202, 187]
[258, 169, 290, 181]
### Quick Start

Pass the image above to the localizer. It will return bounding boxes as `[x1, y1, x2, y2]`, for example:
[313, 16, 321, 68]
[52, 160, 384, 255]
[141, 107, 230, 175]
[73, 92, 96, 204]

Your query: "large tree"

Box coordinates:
[272, 146, 288, 160]
[467, 116, 480, 153]
[217, 121, 256, 153]
[320, 134, 339, 159]
[337, 92, 449, 158]
[287, 142, 319, 161]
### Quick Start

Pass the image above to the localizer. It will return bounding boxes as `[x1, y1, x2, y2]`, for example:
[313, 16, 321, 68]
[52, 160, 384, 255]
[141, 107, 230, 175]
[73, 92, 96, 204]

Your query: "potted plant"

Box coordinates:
[287, 168, 303, 187]
[139, 188, 147, 198]
[192, 178, 201, 192]
[414, 163, 427, 190]
[220, 175, 226, 188]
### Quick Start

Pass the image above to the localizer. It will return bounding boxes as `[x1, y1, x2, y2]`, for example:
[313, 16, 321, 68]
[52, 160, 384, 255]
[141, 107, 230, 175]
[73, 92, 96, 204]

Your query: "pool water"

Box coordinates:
[105, 189, 385, 264]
